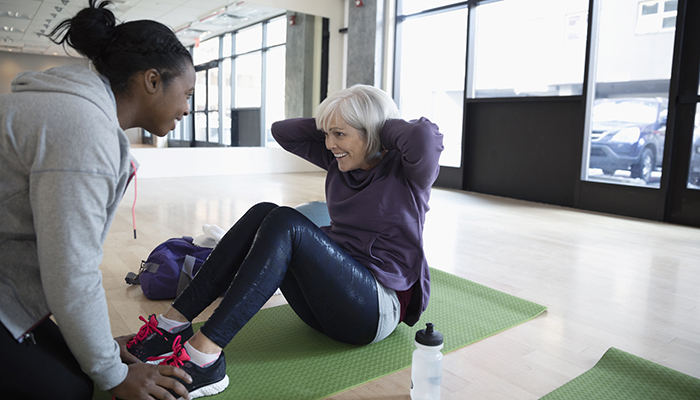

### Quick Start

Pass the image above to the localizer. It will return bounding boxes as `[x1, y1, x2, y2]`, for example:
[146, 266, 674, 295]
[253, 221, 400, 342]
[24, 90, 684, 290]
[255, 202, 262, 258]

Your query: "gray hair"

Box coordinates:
[316, 84, 400, 162]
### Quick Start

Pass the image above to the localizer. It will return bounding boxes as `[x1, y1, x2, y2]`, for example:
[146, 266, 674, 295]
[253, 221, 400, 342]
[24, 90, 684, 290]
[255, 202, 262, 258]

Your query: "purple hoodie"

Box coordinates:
[271, 117, 443, 326]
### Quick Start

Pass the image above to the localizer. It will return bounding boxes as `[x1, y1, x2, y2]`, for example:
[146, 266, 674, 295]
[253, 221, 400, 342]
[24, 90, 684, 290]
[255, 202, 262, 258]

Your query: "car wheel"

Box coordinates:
[602, 168, 616, 175]
[631, 147, 655, 183]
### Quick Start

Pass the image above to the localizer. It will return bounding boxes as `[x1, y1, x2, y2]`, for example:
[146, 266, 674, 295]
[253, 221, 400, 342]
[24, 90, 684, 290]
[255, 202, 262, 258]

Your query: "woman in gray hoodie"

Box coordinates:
[0, 1, 194, 399]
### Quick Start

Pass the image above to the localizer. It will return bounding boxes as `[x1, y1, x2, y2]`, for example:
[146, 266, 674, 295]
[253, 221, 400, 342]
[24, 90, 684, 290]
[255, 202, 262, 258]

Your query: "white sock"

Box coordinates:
[157, 314, 190, 333]
[184, 341, 221, 368]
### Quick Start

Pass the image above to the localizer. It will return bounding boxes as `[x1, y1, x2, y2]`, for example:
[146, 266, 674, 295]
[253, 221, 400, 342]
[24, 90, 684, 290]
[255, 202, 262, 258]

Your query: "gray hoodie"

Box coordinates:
[0, 64, 131, 390]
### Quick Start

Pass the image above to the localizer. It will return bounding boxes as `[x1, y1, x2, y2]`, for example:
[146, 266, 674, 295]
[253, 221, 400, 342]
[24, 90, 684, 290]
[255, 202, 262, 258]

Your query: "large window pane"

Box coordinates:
[193, 37, 220, 65]
[397, 8, 467, 168]
[222, 33, 232, 58]
[235, 52, 262, 108]
[583, 0, 675, 188]
[194, 112, 207, 142]
[266, 16, 286, 47]
[208, 68, 219, 111]
[265, 46, 286, 147]
[222, 58, 232, 146]
[194, 70, 207, 112]
[182, 113, 193, 142]
[208, 111, 220, 144]
[236, 25, 262, 54]
[472, 0, 589, 98]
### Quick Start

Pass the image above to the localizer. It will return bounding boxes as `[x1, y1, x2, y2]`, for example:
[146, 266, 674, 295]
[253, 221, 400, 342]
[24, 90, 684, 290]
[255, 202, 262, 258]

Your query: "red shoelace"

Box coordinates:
[126, 315, 164, 349]
[147, 335, 190, 367]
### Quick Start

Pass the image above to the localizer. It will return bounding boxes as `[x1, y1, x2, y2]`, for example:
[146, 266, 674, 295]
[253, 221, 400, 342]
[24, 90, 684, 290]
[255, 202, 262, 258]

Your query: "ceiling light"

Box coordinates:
[1, 10, 31, 19]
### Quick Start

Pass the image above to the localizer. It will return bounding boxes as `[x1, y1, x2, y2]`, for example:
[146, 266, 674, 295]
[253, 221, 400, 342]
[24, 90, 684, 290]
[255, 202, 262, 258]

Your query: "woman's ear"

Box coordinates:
[142, 68, 161, 95]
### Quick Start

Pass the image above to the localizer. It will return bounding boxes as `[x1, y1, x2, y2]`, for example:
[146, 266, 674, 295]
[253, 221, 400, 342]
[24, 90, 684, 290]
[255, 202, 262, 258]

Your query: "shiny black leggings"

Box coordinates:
[172, 202, 379, 347]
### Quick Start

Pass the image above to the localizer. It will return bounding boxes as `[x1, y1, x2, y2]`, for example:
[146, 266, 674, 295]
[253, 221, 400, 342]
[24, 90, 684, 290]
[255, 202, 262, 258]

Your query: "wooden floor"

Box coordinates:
[101, 171, 700, 399]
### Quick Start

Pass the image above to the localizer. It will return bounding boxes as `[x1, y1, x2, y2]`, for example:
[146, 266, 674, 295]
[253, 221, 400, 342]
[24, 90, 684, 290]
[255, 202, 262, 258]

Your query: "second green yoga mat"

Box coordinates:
[94, 268, 547, 399]
[540, 347, 700, 400]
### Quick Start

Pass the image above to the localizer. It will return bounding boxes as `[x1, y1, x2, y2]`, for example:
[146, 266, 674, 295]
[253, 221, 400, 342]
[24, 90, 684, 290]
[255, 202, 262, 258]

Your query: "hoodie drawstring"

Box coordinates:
[129, 160, 137, 239]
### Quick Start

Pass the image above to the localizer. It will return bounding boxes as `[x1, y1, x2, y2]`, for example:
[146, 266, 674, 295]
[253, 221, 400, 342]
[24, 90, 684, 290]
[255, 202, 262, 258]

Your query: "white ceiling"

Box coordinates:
[0, 0, 285, 56]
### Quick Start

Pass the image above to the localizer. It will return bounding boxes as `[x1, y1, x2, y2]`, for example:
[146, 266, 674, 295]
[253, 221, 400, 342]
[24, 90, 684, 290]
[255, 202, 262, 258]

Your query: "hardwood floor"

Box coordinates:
[101, 171, 700, 399]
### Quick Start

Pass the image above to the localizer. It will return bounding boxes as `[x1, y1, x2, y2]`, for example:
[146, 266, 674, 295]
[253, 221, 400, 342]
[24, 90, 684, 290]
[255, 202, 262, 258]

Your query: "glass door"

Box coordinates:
[666, 0, 700, 226]
[582, 0, 677, 188]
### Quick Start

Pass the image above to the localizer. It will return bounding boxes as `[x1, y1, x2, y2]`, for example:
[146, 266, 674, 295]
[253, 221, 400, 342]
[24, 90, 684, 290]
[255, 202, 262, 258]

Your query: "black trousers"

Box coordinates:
[1, 318, 93, 400]
[173, 202, 380, 347]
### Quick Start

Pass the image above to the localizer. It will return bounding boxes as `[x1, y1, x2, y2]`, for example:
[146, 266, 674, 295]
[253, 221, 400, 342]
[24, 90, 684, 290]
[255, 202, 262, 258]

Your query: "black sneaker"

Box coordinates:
[151, 335, 230, 399]
[126, 314, 194, 362]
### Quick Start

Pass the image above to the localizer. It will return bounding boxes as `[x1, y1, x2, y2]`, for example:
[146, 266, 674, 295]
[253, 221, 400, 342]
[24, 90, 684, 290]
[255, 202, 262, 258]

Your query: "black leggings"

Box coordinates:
[172, 202, 380, 347]
[1, 318, 93, 400]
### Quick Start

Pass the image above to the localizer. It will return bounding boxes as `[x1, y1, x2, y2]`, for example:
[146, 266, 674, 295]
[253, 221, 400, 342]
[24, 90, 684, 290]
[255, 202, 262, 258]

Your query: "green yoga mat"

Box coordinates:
[540, 347, 700, 400]
[95, 268, 546, 399]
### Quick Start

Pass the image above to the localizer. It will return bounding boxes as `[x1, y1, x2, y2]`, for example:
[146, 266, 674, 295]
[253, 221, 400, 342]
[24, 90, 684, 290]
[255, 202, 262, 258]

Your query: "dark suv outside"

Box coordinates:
[589, 97, 667, 183]
[689, 129, 700, 187]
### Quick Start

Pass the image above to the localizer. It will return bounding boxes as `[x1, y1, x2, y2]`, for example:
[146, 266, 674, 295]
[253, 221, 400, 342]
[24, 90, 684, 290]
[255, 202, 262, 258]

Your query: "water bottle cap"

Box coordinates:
[415, 322, 443, 346]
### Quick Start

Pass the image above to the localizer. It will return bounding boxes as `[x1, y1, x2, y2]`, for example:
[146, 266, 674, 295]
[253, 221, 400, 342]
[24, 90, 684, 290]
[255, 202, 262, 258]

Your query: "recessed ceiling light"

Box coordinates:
[1, 10, 30, 19]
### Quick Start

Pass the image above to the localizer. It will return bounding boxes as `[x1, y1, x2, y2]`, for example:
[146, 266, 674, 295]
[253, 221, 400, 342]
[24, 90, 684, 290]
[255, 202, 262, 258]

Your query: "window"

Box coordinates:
[235, 52, 262, 108]
[635, 0, 678, 34]
[236, 25, 262, 54]
[266, 16, 287, 47]
[395, 4, 468, 168]
[193, 37, 219, 65]
[471, 0, 589, 98]
[182, 15, 286, 147]
[265, 45, 286, 146]
[582, 0, 675, 188]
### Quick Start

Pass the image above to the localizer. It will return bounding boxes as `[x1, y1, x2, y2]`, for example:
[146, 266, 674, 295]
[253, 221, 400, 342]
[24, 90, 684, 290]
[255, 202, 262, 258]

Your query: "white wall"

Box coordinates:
[131, 146, 323, 179]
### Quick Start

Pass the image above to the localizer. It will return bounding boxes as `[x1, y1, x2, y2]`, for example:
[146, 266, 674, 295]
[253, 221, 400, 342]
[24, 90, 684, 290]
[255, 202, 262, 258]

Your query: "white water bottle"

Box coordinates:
[410, 322, 444, 400]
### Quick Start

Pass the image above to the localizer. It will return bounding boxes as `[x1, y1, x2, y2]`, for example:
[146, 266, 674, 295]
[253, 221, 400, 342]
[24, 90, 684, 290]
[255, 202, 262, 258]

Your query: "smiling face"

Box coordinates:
[148, 64, 196, 137]
[324, 114, 374, 172]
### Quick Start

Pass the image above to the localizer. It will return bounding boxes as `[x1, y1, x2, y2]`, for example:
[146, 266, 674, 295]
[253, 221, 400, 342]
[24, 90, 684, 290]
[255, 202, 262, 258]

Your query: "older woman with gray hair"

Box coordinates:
[126, 84, 443, 398]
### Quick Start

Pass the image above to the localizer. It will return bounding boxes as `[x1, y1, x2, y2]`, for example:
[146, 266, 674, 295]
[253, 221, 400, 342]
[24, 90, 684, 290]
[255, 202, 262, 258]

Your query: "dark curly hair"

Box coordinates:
[47, 0, 193, 93]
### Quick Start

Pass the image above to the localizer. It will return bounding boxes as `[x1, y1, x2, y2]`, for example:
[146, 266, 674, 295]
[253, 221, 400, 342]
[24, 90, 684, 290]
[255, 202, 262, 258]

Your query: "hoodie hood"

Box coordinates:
[11, 64, 118, 125]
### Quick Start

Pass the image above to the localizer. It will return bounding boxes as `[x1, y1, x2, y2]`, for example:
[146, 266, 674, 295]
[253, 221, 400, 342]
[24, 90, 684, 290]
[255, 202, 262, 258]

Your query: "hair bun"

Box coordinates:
[48, 0, 116, 60]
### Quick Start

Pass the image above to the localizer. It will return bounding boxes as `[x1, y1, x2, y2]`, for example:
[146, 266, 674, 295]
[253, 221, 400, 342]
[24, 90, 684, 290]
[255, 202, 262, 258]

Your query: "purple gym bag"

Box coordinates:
[125, 236, 213, 300]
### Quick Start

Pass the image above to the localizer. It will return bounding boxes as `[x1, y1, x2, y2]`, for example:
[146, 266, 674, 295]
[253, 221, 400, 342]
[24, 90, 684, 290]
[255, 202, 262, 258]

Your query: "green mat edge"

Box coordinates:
[322, 307, 548, 399]
[320, 268, 549, 398]
[539, 347, 700, 399]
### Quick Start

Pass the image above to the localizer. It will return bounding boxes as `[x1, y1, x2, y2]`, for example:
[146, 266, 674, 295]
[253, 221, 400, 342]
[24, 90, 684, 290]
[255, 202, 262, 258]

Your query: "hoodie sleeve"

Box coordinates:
[272, 118, 334, 170]
[28, 95, 128, 390]
[381, 117, 444, 190]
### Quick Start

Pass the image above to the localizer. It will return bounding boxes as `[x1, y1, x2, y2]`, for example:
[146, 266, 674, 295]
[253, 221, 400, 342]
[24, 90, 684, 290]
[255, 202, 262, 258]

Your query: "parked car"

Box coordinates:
[589, 97, 667, 183]
[689, 125, 700, 187]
